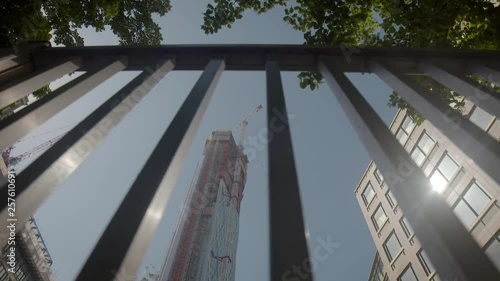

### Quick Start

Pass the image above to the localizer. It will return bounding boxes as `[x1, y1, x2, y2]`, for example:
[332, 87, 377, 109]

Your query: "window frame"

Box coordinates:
[383, 231, 403, 262]
[429, 152, 460, 193]
[395, 116, 416, 146]
[398, 264, 419, 281]
[469, 105, 494, 131]
[410, 131, 436, 167]
[453, 179, 492, 228]
[374, 168, 384, 184]
[372, 204, 388, 231]
[484, 231, 500, 271]
[400, 216, 414, 239]
[362, 182, 376, 206]
[386, 190, 398, 209]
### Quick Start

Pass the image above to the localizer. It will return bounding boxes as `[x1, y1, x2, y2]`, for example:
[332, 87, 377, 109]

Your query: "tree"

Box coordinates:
[1, 0, 171, 48]
[1, 0, 171, 114]
[201, 0, 500, 122]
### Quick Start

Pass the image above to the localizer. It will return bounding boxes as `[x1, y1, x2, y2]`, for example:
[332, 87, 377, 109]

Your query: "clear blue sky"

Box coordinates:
[12, 1, 397, 280]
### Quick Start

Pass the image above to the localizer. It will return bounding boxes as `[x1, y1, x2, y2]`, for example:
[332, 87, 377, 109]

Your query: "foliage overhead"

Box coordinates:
[1, 0, 171, 47]
[201, 0, 500, 121]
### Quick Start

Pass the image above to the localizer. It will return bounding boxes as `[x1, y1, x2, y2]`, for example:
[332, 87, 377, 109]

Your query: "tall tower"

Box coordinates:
[159, 130, 248, 281]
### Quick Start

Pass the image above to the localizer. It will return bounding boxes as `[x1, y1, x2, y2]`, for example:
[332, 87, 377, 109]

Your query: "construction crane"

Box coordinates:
[5, 133, 66, 167]
[236, 105, 263, 149]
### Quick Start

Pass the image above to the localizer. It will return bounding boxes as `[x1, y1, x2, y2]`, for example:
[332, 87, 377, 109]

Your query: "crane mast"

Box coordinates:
[237, 105, 262, 149]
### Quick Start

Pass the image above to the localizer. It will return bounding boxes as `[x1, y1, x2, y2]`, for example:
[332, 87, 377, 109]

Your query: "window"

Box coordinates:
[453, 180, 491, 228]
[384, 231, 402, 262]
[398, 264, 418, 281]
[400, 216, 414, 238]
[374, 168, 384, 183]
[470, 106, 493, 130]
[485, 232, 500, 271]
[411, 132, 435, 166]
[372, 205, 388, 231]
[362, 182, 376, 206]
[429, 153, 459, 193]
[386, 190, 398, 208]
[0, 264, 7, 281]
[418, 250, 441, 280]
[368, 253, 386, 281]
[396, 116, 416, 145]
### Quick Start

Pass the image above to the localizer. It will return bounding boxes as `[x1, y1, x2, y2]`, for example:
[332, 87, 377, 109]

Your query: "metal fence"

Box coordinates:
[1, 42, 500, 281]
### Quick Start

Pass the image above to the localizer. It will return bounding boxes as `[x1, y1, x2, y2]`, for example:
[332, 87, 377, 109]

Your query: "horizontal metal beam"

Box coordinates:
[30, 43, 500, 73]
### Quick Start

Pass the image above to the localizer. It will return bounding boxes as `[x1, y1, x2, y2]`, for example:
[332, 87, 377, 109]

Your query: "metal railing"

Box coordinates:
[1, 42, 500, 281]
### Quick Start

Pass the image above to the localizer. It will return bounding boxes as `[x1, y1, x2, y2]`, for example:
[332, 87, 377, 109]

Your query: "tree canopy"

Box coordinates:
[202, 0, 500, 123]
[1, 0, 171, 111]
[1, 0, 171, 48]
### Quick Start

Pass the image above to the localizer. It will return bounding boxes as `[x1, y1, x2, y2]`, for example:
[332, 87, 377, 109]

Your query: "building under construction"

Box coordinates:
[159, 104, 261, 281]
[159, 130, 249, 281]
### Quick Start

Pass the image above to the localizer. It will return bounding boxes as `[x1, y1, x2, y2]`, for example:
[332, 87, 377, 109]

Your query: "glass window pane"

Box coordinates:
[384, 232, 402, 261]
[411, 149, 426, 166]
[453, 200, 477, 227]
[485, 235, 500, 271]
[363, 183, 375, 205]
[401, 216, 414, 238]
[470, 106, 493, 130]
[375, 168, 384, 183]
[399, 265, 418, 281]
[386, 190, 398, 208]
[418, 133, 435, 154]
[402, 116, 416, 133]
[418, 250, 436, 276]
[430, 171, 448, 193]
[373, 205, 388, 230]
[396, 129, 408, 145]
[438, 154, 459, 180]
[463, 181, 490, 215]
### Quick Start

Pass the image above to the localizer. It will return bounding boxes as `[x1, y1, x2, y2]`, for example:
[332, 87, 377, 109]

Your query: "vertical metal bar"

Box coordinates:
[266, 58, 313, 281]
[0, 59, 175, 244]
[0, 57, 128, 152]
[75, 58, 225, 281]
[319, 57, 500, 281]
[371, 60, 500, 186]
[420, 62, 500, 117]
[467, 64, 500, 86]
[0, 57, 82, 109]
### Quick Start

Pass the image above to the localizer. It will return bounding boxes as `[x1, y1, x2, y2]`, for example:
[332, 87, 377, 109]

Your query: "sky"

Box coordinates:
[12, 1, 397, 280]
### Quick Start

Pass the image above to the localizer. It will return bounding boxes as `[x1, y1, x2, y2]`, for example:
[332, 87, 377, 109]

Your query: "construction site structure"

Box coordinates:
[159, 106, 261, 281]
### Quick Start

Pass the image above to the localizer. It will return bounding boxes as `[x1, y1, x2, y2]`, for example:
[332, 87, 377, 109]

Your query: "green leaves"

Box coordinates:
[200, 0, 500, 121]
[2, 0, 171, 47]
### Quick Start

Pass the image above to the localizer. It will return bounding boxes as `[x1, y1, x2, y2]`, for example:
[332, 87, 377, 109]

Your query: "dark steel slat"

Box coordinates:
[319, 57, 500, 281]
[467, 64, 500, 86]
[266, 58, 313, 281]
[421, 62, 500, 117]
[75, 58, 225, 281]
[371, 60, 500, 187]
[0, 57, 128, 152]
[0, 60, 175, 245]
[0, 57, 82, 109]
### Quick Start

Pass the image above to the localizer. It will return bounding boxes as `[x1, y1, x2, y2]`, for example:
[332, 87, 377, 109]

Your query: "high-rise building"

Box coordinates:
[0, 217, 55, 281]
[159, 131, 248, 281]
[356, 101, 500, 281]
[0, 155, 55, 281]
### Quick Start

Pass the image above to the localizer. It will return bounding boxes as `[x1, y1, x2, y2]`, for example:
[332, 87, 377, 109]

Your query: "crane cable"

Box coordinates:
[15, 123, 76, 144]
